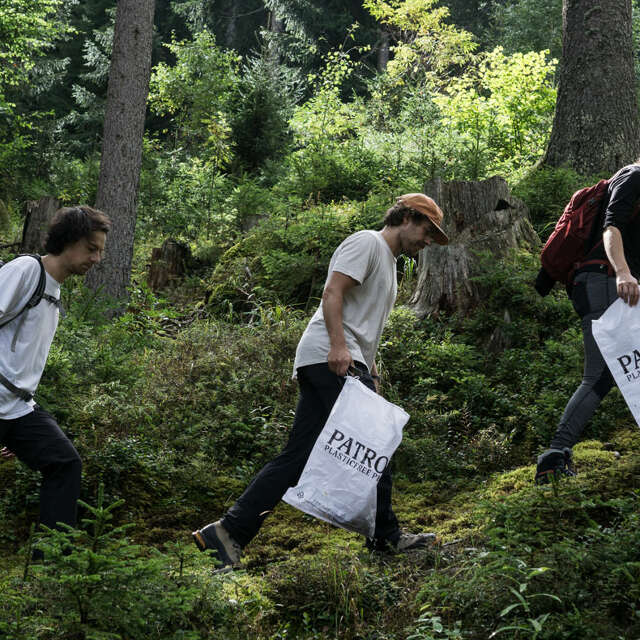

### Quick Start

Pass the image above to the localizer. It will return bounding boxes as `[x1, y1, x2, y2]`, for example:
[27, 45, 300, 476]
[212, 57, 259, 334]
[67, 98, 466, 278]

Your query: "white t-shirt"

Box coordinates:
[293, 230, 397, 375]
[0, 256, 61, 419]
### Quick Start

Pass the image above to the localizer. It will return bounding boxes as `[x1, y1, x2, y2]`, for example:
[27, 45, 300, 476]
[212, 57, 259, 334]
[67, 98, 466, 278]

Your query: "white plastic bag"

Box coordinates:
[283, 376, 409, 537]
[592, 297, 640, 427]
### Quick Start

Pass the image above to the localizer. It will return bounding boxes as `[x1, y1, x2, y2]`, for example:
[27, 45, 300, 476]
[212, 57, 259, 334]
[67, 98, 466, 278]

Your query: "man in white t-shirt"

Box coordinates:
[0, 206, 110, 543]
[193, 194, 449, 568]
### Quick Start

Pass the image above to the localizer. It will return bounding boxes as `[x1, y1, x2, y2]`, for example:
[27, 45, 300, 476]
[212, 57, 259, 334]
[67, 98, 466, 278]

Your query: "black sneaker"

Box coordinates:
[192, 520, 242, 569]
[535, 448, 576, 485]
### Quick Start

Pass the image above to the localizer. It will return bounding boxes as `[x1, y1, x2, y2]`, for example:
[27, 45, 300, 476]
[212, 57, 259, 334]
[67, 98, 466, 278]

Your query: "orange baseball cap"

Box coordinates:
[397, 193, 449, 245]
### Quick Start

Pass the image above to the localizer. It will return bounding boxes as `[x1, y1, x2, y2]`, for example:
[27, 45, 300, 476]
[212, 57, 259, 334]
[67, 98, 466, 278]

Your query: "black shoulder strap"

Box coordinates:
[0, 254, 46, 329]
[23, 254, 46, 309]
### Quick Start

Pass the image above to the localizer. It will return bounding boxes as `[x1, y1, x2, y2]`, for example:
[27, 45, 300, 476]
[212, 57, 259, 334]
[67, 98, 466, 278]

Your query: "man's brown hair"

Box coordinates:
[45, 206, 111, 255]
[383, 203, 435, 229]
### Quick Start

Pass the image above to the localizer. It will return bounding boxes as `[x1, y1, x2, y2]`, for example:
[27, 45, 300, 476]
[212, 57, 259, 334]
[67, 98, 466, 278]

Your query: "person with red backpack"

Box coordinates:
[534, 163, 640, 484]
[0, 206, 110, 545]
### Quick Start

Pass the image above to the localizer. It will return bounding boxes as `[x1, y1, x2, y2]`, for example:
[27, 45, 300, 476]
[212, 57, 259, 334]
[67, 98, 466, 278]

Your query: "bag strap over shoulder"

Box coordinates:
[0, 372, 33, 402]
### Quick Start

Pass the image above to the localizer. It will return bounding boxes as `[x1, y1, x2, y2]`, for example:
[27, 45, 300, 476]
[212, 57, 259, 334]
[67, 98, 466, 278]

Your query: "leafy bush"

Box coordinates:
[409, 456, 640, 639]
[434, 47, 556, 180]
[206, 200, 375, 311]
[229, 54, 302, 172]
[2, 487, 250, 639]
[47, 151, 101, 206]
[148, 30, 239, 149]
[513, 165, 605, 239]
[281, 140, 387, 203]
[263, 547, 400, 638]
[138, 142, 235, 241]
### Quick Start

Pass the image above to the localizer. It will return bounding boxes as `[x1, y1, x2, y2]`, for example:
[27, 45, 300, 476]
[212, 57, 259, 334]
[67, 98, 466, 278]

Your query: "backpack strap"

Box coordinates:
[0, 254, 46, 329]
[0, 372, 33, 402]
[41, 292, 65, 317]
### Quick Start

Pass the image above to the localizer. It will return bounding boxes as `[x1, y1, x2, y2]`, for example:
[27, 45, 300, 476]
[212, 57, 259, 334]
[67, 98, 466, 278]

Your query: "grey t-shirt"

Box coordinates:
[293, 230, 397, 375]
[0, 256, 61, 419]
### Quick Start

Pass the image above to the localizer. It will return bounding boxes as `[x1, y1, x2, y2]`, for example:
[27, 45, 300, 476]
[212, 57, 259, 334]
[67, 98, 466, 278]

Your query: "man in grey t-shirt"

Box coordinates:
[0, 206, 110, 546]
[193, 194, 449, 568]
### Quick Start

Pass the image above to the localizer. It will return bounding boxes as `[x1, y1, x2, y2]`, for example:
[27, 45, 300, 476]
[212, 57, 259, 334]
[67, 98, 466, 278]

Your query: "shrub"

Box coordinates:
[3, 487, 247, 639]
[433, 47, 556, 181]
[206, 200, 372, 312]
[229, 54, 302, 172]
[148, 30, 239, 148]
[513, 165, 605, 239]
[138, 142, 236, 242]
[281, 141, 386, 203]
[263, 547, 400, 638]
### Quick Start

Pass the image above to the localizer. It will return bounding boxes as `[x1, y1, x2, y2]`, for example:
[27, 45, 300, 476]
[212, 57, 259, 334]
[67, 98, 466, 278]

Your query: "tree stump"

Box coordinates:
[148, 239, 191, 292]
[409, 176, 539, 317]
[21, 197, 60, 253]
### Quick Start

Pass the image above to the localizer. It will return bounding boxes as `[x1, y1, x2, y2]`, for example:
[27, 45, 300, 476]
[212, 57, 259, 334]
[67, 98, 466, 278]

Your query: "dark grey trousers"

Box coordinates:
[550, 272, 618, 450]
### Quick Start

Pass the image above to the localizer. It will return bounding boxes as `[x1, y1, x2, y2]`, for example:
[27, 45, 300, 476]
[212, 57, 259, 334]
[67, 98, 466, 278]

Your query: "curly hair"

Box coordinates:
[44, 206, 111, 255]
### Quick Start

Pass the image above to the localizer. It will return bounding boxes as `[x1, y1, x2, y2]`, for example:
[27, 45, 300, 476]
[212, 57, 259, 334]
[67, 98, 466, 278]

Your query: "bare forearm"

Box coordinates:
[323, 289, 346, 349]
[323, 287, 353, 375]
[603, 226, 639, 305]
[603, 226, 631, 276]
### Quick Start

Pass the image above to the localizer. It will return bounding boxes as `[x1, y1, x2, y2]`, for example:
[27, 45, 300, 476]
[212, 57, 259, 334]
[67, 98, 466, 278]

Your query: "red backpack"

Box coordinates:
[539, 179, 610, 287]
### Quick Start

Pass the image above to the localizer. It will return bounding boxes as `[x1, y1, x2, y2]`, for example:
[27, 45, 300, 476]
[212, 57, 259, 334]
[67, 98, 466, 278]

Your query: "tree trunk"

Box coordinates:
[266, 9, 284, 63]
[543, 0, 640, 175]
[85, 0, 155, 302]
[225, 1, 237, 48]
[378, 29, 390, 72]
[268, 10, 284, 34]
[21, 197, 60, 254]
[409, 176, 539, 318]
[148, 239, 191, 292]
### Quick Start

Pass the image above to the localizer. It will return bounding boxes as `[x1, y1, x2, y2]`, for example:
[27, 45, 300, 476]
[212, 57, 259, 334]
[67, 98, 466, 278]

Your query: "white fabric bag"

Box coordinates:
[283, 375, 409, 537]
[592, 297, 640, 426]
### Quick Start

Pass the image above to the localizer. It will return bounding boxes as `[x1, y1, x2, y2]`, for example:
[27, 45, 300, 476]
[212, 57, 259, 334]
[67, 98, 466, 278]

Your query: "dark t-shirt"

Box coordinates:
[587, 164, 640, 278]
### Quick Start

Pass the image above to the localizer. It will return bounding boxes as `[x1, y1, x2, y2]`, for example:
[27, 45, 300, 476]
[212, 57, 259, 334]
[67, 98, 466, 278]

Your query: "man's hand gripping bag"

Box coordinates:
[593, 298, 640, 426]
[283, 376, 409, 537]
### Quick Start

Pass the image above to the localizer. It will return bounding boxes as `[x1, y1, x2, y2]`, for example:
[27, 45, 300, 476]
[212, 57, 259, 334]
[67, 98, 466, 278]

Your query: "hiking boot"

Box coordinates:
[366, 531, 438, 553]
[534, 448, 577, 485]
[192, 520, 242, 568]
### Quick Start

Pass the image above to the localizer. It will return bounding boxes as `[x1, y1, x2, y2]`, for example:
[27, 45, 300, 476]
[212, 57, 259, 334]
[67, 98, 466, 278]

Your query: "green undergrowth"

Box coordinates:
[1, 226, 640, 637]
[1, 432, 638, 638]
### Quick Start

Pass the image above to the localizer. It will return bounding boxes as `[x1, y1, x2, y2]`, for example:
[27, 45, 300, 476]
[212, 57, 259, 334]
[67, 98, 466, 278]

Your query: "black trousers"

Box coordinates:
[0, 406, 82, 531]
[222, 363, 400, 547]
